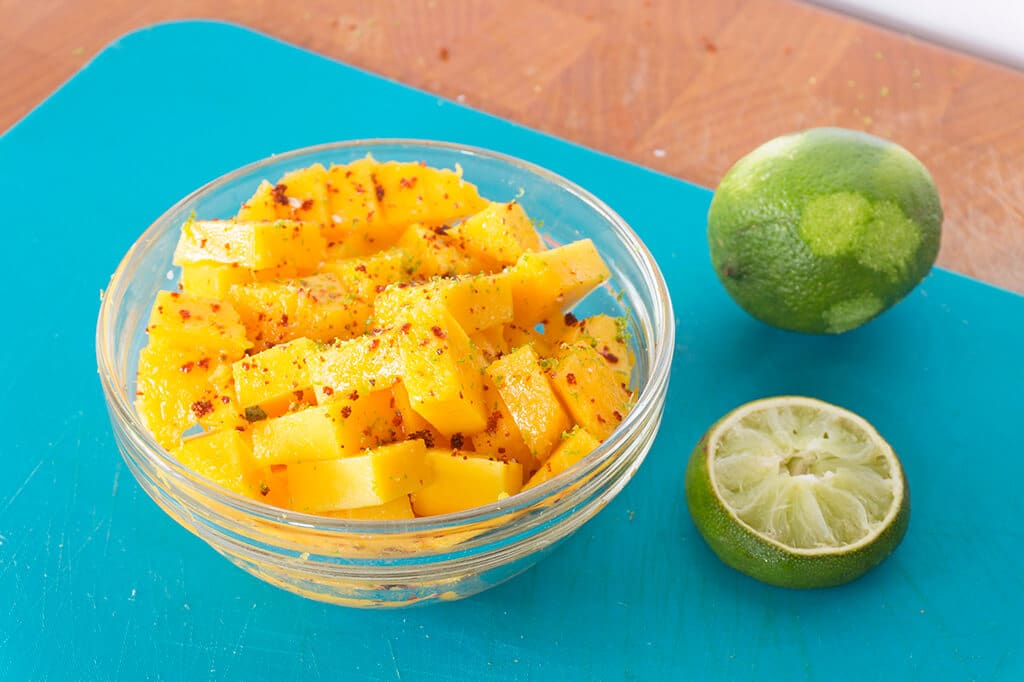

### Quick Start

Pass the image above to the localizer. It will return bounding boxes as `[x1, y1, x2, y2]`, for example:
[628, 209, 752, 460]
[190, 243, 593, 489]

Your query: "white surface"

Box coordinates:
[807, 0, 1024, 69]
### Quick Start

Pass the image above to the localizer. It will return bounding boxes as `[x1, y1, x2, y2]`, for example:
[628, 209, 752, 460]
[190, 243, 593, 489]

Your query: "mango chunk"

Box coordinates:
[307, 332, 402, 404]
[470, 376, 538, 476]
[250, 389, 397, 466]
[391, 380, 445, 447]
[485, 345, 571, 460]
[550, 313, 634, 389]
[397, 308, 487, 435]
[323, 157, 386, 249]
[396, 223, 476, 278]
[372, 160, 489, 230]
[288, 440, 430, 512]
[448, 201, 545, 271]
[232, 337, 318, 418]
[227, 273, 369, 351]
[200, 363, 248, 432]
[135, 344, 225, 449]
[508, 239, 611, 326]
[146, 290, 251, 359]
[410, 449, 523, 516]
[180, 261, 255, 299]
[322, 495, 416, 520]
[548, 343, 634, 440]
[252, 464, 291, 509]
[319, 247, 412, 305]
[272, 163, 331, 226]
[523, 427, 601, 490]
[172, 428, 259, 498]
[236, 180, 279, 221]
[173, 218, 325, 274]
[375, 274, 513, 334]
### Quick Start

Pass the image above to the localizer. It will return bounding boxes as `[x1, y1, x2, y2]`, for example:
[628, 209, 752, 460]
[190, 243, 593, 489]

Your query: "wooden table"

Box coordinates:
[4, 0, 1022, 293]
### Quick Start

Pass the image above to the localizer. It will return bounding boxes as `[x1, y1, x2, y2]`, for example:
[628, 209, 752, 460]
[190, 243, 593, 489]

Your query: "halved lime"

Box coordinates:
[685, 396, 909, 588]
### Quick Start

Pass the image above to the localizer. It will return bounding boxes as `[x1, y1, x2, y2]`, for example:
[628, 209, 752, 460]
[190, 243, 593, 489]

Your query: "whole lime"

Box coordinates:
[707, 127, 942, 334]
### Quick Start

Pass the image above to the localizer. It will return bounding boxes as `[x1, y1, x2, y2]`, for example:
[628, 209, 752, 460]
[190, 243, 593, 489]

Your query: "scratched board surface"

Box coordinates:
[1, 21, 1022, 681]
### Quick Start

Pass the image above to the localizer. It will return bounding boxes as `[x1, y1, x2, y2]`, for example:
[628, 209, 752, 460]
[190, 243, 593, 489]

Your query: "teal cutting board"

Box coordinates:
[2, 21, 1022, 681]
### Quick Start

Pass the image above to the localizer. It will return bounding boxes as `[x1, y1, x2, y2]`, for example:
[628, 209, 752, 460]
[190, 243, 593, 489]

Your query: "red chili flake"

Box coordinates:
[369, 338, 380, 350]
[430, 325, 447, 339]
[497, 447, 506, 454]
[613, 410, 624, 422]
[563, 312, 579, 327]
[322, 386, 334, 396]
[210, 303, 221, 312]
[596, 414, 607, 423]
[438, 46, 450, 61]
[197, 357, 210, 370]
[272, 184, 289, 205]
[280, 313, 289, 325]
[170, 291, 181, 299]
[178, 309, 191, 320]
[300, 198, 314, 211]
[450, 433, 464, 449]
[340, 405, 352, 418]
[234, 425, 247, 432]
[355, 263, 367, 273]
[190, 400, 214, 419]
[599, 350, 620, 364]
[407, 430, 435, 448]
[348, 390, 359, 401]
[435, 348, 443, 355]
[400, 323, 412, 334]
[353, 182, 365, 194]
[220, 396, 231, 404]
[199, 238, 208, 249]
[566, 372, 577, 385]
[179, 361, 195, 373]
[372, 174, 385, 201]
[486, 411, 501, 434]
[701, 35, 717, 53]
[392, 412, 404, 427]
[433, 224, 451, 236]
[374, 284, 386, 293]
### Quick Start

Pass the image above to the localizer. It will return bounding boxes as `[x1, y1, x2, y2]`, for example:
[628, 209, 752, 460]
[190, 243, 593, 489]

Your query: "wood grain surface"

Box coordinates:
[2, 0, 1022, 292]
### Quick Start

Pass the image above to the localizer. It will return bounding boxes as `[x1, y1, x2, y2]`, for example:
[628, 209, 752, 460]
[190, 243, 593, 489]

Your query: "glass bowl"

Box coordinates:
[95, 140, 674, 608]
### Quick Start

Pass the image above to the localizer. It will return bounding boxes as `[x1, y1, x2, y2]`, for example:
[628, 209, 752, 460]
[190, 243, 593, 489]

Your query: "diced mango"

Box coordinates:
[252, 464, 291, 509]
[372, 160, 489, 230]
[272, 163, 331, 226]
[250, 389, 398, 466]
[319, 247, 411, 305]
[485, 345, 571, 461]
[508, 239, 611, 326]
[287, 439, 430, 512]
[396, 223, 476, 278]
[503, 322, 552, 357]
[323, 156, 386, 247]
[173, 218, 325, 274]
[135, 344, 224, 449]
[391, 380, 445, 447]
[307, 332, 402, 403]
[232, 337, 318, 418]
[548, 343, 634, 440]
[180, 261, 255, 299]
[470, 376, 538, 476]
[375, 274, 512, 334]
[397, 308, 487, 435]
[146, 291, 251, 359]
[322, 495, 416, 520]
[236, 180, 279, 221]
[410, 449, 523, 516]
[447, 201, 545, 271]
[549, 313, 634, 389]
[468, 325, 509, 365]
[172, 428, 259, 497]
[200, 363, 248, 432]
[523, 427, 601, 490]
[227, 273, 369, 351]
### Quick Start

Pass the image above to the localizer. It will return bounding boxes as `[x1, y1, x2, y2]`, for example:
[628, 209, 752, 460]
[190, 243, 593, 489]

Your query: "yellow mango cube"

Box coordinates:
[252, 464, 291, 509]
[287, 440, 430, 512]
[374, 274, 512, 334]
[180, 261, 255, 299]
[319, 247, 412, 305]
[391, 381, 445, 447]
[397, 308, 487, 435]
[322, 495, 416, 520]
[135, 344, 225, 449]
[470, 376, 538, 476]
[232, 337, 318, 418]
[173, 428, 259, 498]
[548, 343, 634, 440]
[372, 160, 489, 230]
[485, 345, 570, 460]
[448, 201, 545, 271]
[324, 156, 386, 246]
[549, 313, 634, 389]
[523, 427, 601, 490]
[146, 290, 251, 359]
[396, 223, 476, 278]
[227, 273, 370, 351]
[200, 363, 248, 432]
[236, 180, 279, 221]
[307, 332, 402, 404]
[410, 449, 523, 517]
[173, 218, 325, 274]
[508, 239, 611, 326]
[272, 163, 331, 226]
[468, 325, 509, 365]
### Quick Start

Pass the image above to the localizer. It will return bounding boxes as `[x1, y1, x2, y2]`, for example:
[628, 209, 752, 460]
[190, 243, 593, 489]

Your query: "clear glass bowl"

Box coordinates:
[95, 140, 674, 608]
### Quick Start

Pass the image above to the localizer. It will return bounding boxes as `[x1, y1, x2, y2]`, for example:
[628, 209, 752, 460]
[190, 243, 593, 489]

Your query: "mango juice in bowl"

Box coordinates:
[96, 140, 673, 607]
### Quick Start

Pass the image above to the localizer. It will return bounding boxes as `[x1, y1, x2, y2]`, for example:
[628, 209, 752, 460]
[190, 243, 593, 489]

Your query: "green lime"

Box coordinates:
[708, 127, 942, 334]
[685, 396, 909, 589]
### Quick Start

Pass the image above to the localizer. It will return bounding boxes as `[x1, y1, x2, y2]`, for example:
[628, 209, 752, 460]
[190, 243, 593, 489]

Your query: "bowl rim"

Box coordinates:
[96, 137, 675, 535]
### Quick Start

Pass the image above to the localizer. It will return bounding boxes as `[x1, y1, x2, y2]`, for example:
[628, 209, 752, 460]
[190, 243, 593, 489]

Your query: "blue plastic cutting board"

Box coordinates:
[2, 21, 1022, 681]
